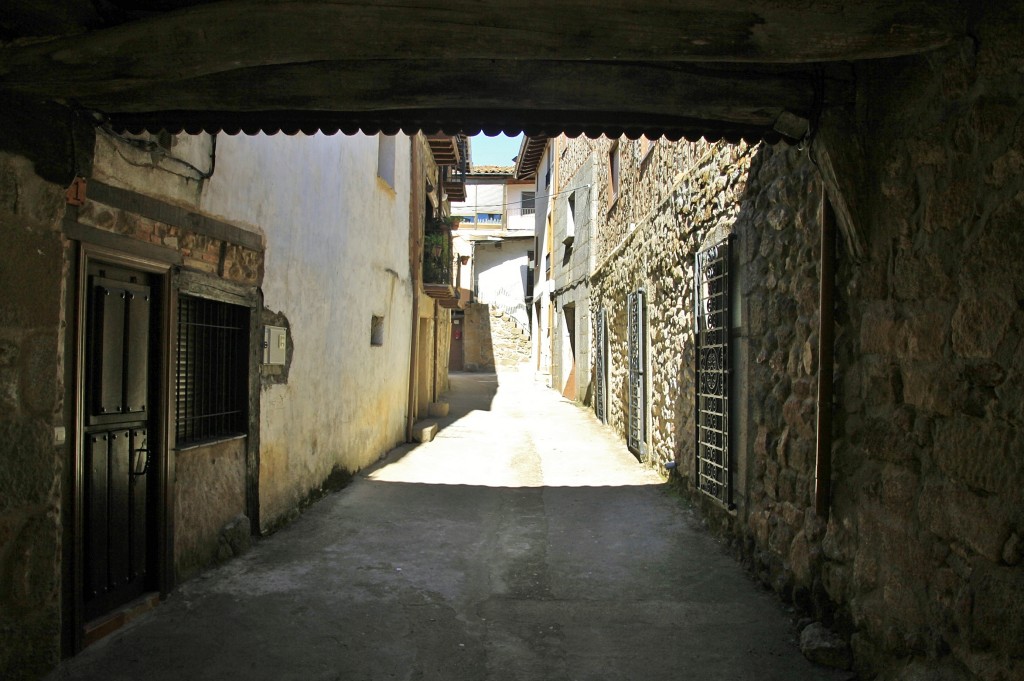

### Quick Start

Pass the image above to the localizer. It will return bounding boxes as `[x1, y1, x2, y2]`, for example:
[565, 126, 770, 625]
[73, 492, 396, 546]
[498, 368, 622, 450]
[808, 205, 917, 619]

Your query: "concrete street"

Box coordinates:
[47, 370, 849, 681]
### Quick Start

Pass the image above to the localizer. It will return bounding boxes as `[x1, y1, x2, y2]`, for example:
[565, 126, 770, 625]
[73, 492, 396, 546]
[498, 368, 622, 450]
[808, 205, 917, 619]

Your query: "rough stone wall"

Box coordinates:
[589, 140, 756, 474]
[589, 137, 723, 266]
[462, 302, 530, 371]
[732, 144, 828, 622]
[0, 153, 68, 680]
[75, 193, 262, 287]
[582, 5, 1024, 678]
[585, 6, 1024, 679]
[815, 7, 1024, 678]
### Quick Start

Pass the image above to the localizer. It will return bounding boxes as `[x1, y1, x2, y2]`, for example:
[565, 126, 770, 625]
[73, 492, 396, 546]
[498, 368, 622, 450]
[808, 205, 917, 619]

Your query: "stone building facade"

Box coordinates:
[0, 129, 460, 679]
[450, 164, 534, 374]
[549, 149, 596, 402]
[530, 12, 1024, 677]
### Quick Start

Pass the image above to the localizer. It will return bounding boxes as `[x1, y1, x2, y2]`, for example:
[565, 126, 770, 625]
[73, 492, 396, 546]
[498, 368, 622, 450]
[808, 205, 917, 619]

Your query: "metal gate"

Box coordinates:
[594, 308, 607, 423]
[695, 239, 731, 504]
[627, 289, 646, 459]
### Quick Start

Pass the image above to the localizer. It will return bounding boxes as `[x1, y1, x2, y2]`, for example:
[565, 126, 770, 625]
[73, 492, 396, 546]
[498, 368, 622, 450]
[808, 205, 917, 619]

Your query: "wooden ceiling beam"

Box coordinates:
[0, 0, 961, 99]
[31, 60, 845, 131]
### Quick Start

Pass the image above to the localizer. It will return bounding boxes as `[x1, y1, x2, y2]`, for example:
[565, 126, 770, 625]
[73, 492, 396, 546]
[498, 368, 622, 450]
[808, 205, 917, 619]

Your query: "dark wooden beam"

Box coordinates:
[70, 60, 841, 129]
[0, 0, 962, 100]
[100, 107, 797, 146]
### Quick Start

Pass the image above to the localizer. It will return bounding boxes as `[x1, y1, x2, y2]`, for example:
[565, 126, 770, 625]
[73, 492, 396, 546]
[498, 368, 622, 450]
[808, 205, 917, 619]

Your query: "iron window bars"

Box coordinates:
[695, 238, 731, 505]
[627, 289, 646, 459]
[175, 294, 248, 446]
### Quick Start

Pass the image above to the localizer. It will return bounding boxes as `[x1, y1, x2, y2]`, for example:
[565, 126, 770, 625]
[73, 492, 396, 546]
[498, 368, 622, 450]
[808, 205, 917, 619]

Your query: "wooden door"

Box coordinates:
[449, 314, 464, 371]
[83, 263, 157, 620]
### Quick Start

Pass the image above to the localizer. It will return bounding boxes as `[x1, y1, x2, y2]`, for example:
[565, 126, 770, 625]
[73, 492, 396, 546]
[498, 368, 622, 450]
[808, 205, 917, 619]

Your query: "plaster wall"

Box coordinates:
[92, 130, 216, 207]
[173, 437, 247, 581]
[77, 133, 264, 585]
[474, 238, 531, 331]
[505, 182, 536, 232]
[550, 146, 595, 403]
[530, 145, 554, 378]
[452, 180, 504, 225]
[200, 133, 414, 530]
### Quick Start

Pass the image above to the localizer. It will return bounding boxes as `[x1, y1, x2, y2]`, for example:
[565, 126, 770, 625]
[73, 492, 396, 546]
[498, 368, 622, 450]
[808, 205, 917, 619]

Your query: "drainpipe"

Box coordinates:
[814, 187, 835, 519]
[406, 141, 422, 442]
[432, 297, 439, 401]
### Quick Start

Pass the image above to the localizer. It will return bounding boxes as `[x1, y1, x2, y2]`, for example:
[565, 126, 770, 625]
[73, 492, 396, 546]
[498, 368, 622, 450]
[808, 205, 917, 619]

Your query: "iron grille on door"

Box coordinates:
[695, 239, 731, 504]
[627, 289, 646, 459]
[175, 295, 248, 446]
[595, 308, 608, 423]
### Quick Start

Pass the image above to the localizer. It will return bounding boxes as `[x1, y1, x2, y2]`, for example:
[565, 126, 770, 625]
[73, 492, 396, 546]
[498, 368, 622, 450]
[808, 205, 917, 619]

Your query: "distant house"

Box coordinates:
[449, 165, 533, 371]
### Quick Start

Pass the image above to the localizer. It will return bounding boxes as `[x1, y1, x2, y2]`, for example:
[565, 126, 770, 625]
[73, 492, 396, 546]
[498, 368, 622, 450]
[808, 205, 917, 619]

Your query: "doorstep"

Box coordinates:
[83, 592, 160, 647]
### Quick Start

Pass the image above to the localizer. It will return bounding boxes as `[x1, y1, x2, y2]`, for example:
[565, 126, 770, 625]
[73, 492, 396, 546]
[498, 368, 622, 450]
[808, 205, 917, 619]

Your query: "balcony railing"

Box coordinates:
[506, 207, 536, 218]
[424, 230, 452, 285]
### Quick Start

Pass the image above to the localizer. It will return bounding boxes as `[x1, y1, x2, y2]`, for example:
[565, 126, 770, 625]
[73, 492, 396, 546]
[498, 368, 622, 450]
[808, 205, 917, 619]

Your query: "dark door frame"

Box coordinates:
[71, 243, 174, 652]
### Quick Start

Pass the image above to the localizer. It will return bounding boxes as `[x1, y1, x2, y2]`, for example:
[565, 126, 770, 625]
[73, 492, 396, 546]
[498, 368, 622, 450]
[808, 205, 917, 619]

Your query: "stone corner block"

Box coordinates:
[412, 421, 438, 443]
[800, 622, 852, 670]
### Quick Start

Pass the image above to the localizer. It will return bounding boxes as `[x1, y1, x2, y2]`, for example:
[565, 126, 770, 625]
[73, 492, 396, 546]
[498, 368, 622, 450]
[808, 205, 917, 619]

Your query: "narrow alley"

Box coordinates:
[47, 371, 847, 681]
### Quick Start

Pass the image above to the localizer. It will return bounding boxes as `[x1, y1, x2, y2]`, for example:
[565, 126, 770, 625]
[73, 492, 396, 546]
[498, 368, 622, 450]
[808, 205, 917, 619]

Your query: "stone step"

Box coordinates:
[412, 421, 438, 443]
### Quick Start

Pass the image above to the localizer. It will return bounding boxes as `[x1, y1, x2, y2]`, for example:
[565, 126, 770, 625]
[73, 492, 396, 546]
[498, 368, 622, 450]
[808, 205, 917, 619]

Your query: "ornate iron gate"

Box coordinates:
[595, 307, 608, 423]
[695, 239, 731, 504]
[627, 289, 646, 459]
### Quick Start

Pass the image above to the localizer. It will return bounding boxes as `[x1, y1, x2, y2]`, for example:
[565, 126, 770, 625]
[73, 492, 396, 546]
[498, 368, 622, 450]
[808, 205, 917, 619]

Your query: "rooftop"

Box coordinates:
[469, 165, 515, 176]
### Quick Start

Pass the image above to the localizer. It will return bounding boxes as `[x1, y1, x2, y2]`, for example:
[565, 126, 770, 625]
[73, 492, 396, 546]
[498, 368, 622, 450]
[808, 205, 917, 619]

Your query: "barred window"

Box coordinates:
[175, 295, 249, 446]
[695, 238, 732, 505]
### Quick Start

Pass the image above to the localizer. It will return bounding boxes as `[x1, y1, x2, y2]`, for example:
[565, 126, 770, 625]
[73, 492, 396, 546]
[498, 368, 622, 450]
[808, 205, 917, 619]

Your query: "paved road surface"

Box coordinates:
[47, 370, 849, 681]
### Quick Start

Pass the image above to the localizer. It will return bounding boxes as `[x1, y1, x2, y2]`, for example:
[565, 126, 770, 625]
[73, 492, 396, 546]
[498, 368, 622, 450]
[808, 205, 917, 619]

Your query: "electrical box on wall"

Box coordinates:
[263, 326, 287, 365]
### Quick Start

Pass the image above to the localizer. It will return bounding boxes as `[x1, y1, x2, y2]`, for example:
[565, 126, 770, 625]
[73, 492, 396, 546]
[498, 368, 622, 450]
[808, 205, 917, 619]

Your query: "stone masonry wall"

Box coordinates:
[817, 6, 1024, 678]
[733, 144, 828, 625]
[582, 9, 1024, 672]
[0, 153, 68, 680]
[463, 301, 530, 371]
[75, 197, 263, 287]
[589, 139, 756, 480]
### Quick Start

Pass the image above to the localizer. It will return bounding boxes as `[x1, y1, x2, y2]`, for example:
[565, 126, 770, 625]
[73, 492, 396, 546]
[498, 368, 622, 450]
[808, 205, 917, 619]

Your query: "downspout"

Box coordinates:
[432, 297, 439, 401]
[406, 140, 422, 442]
[814, 187, 835, 518]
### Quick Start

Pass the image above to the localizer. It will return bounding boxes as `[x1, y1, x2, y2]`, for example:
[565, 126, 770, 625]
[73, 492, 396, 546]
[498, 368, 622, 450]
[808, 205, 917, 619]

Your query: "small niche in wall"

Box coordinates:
[371, 315, 385, 346]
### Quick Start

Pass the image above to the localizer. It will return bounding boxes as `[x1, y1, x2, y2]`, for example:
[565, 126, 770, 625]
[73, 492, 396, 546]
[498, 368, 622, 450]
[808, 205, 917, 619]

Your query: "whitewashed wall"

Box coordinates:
[506, 183, 536, 232]
[473, 238, 532, 331]
[201, 132, 414, 529]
